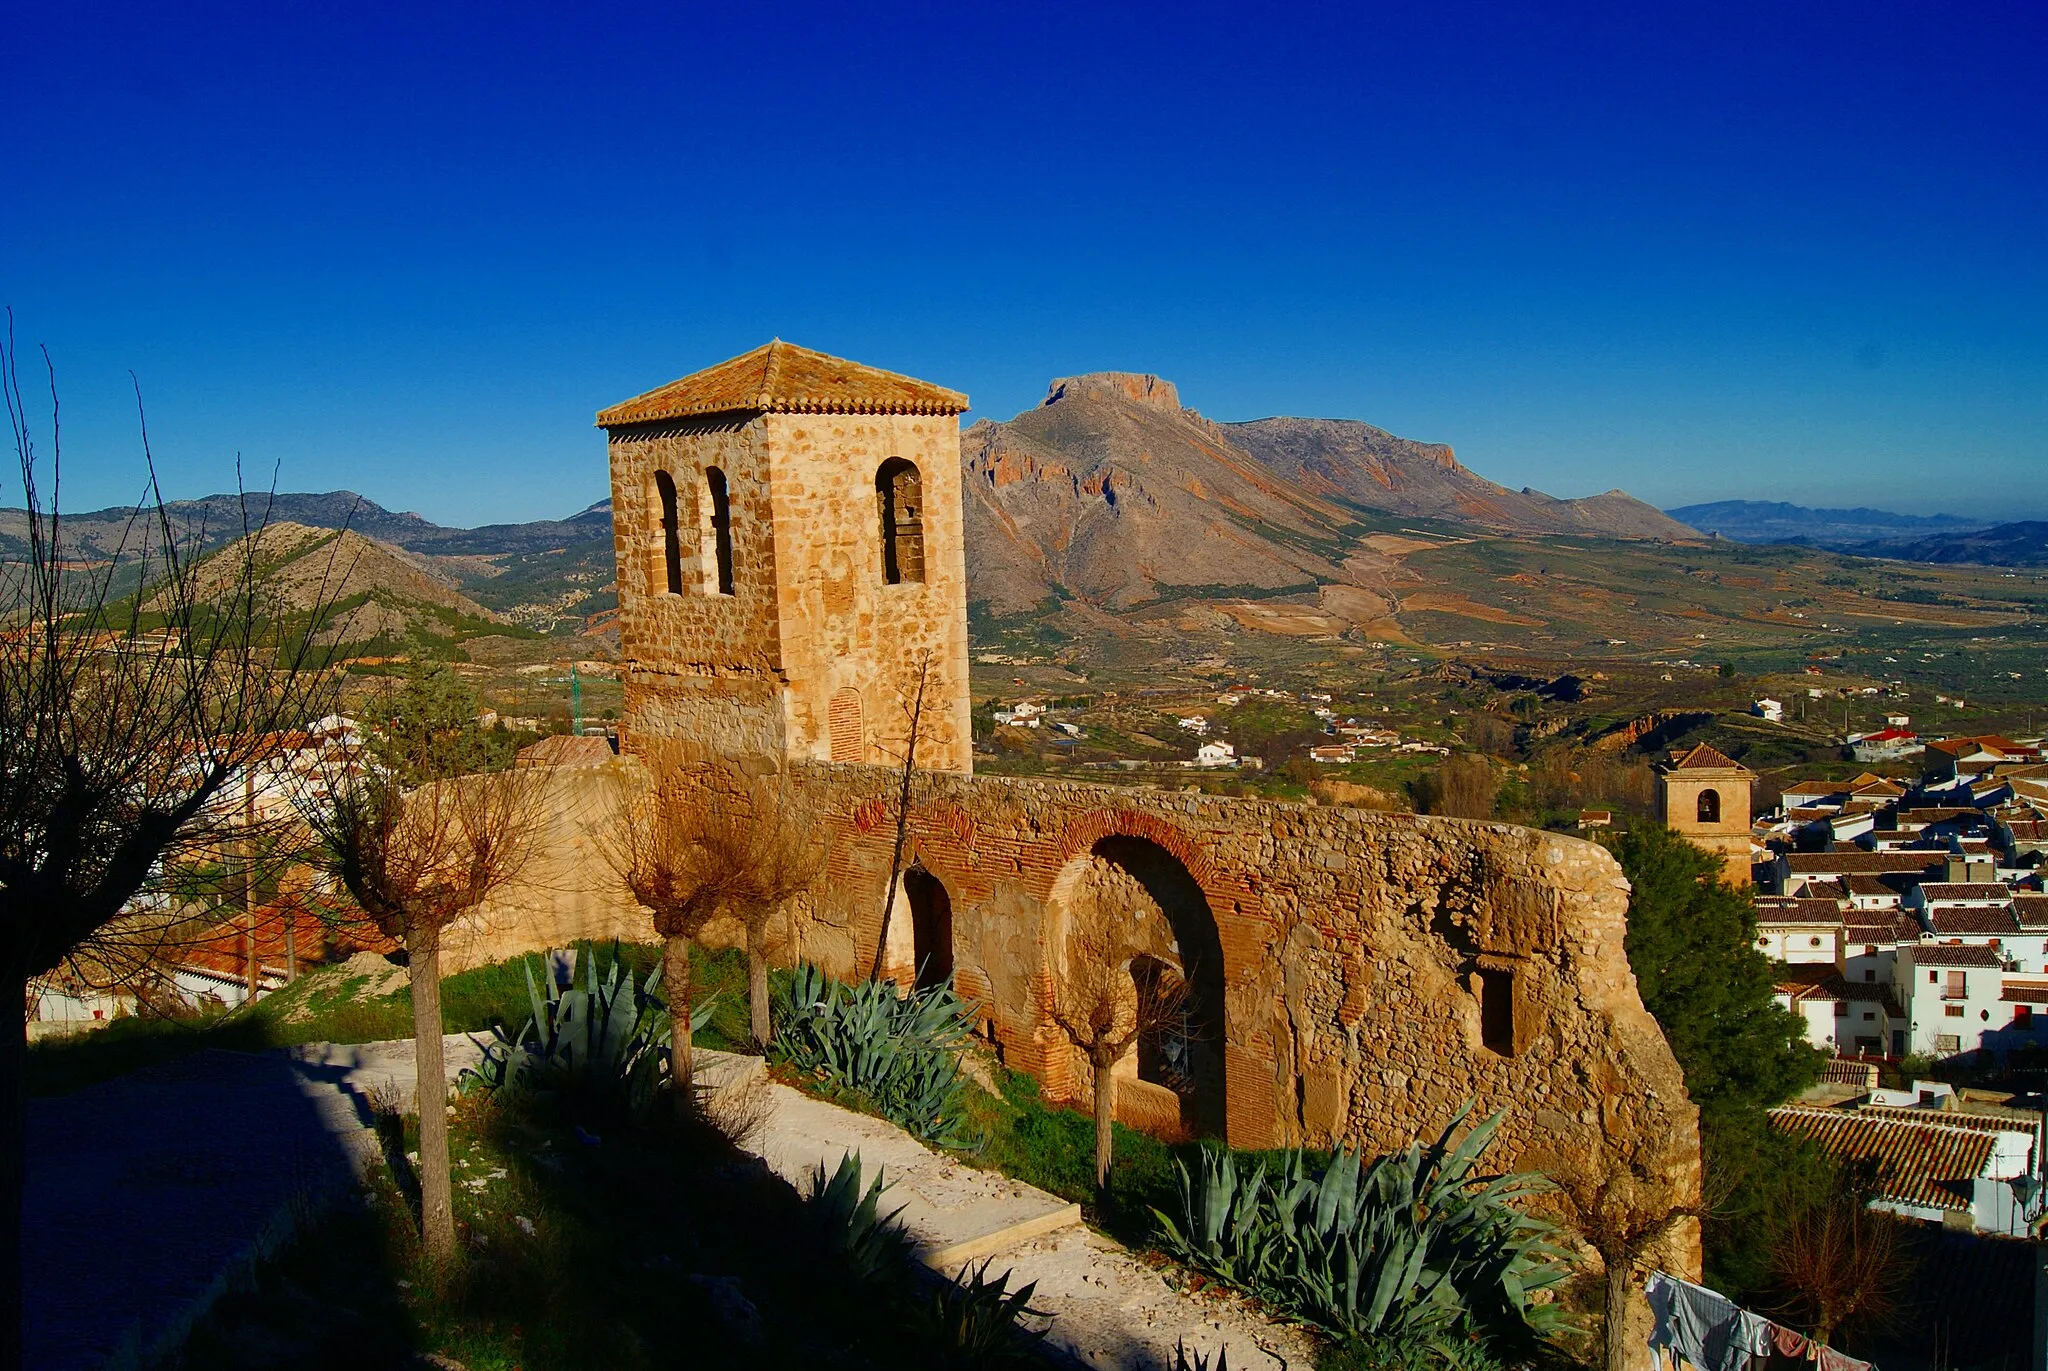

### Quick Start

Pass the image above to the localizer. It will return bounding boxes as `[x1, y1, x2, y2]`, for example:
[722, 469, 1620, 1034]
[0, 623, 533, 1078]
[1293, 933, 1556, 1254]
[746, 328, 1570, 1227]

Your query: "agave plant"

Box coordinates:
[806, 1149, 912, 1290]
[772, 962, 981, 1147]
[461, 942, 710, 1119]
[1153, 1103, 1572, 1353]
[905, 1258, 1050, 1369]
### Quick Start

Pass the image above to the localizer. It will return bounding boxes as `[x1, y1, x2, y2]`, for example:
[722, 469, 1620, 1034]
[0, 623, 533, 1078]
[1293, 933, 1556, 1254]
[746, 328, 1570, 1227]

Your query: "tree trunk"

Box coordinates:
[1093, 1054, 1117, 1210]
[2, 976, 26, 1371]
[410, 928, 455, 1262]
[666, 933, 693, 1114]
[748, 925, 771, 1049]
[1604, 1247, 1633, 1371]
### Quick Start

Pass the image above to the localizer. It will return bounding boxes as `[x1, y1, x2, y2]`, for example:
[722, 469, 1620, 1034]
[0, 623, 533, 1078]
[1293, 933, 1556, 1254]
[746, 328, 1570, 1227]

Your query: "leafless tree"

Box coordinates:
[1048, 884, 1189, 1208]
[1769, 1171, 1912, 1349]
[302, 756, 546, 1261]
[1413, 752, 1499, 819]
[605, 771, 819, 1086]
[1553, 1160, 1704, 1371]
[603, 776, 734, 1104]
[0, 321, 347, 1366]
[869, 651, 930, 983]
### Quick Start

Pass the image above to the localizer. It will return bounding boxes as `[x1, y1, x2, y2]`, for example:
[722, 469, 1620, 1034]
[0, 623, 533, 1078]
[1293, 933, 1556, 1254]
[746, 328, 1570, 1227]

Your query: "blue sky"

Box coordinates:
[5, 1, 2044, 527]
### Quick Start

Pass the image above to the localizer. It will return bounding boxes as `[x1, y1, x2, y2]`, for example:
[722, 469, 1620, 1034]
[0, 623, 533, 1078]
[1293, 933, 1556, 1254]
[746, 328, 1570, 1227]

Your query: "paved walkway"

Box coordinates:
[731, 1062, 1315, 1370]
[27, 1038, 1312, 1370]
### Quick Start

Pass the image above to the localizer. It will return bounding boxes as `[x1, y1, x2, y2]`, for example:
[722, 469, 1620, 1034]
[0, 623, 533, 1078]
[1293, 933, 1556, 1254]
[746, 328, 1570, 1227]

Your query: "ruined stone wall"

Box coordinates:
[655, 758, 1702, 1273]
[760, 411, 971, 774]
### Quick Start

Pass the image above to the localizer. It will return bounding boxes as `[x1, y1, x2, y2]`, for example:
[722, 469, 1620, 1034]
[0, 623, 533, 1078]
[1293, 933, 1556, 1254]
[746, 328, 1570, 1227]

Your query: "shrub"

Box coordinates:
[903, 1258, 1049, 1369]
[771, 963, 981, 1147]
[1153, 1105, 1569, 1358]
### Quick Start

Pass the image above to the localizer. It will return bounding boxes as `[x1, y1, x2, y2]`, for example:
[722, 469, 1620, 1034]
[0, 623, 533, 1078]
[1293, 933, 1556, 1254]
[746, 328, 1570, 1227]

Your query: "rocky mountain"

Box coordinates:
[960, 372, 1698, 614]
[1229, 417, 1697, 539]
[1666, 500, 1993, 547]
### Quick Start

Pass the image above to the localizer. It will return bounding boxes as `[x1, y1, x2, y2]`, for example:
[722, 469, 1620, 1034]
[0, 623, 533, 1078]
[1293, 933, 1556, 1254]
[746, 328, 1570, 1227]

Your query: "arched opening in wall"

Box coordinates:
[875, 458, 925, 585]
[1087, 835, 1226, 1139]
[654, 470, 683, 594]
[905, 866, 954, 992]
[702, 467, 735, 596]
[1697, 788, 1721, 824]
[828, 688, 864, 763]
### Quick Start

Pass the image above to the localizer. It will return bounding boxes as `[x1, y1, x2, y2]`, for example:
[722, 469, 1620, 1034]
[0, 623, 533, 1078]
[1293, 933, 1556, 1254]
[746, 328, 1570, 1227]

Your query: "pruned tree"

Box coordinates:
[603, 777, 733, 1104]
[302, 732, 546, 1261]
[1048, 883, 1188, 1209]
[0, 321, 347, 1368]
[1768, 1162, 1912, 1349]
[1553, 1151, 1707, 1371]
[605, 771, 819, 1089]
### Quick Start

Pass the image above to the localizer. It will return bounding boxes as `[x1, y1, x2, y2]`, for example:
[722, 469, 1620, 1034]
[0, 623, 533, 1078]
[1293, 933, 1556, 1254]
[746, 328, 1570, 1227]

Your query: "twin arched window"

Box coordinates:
[876, 459, 925, 585]
[653, 467, 733, 597]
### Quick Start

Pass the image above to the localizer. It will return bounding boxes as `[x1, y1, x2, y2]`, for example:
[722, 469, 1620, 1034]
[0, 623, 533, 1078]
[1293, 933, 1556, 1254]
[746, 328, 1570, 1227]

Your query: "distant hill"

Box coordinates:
[1853, 521, 2048, 567]
[1665, 500, 1992, 547]
[962, 372, 1698, 614]
[160, 521, 503, 647]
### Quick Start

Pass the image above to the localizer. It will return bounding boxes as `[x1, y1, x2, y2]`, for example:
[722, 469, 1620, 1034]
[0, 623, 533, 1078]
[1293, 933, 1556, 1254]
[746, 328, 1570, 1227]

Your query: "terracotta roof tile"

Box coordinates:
[1769, 1106, 1995, 1212]
[1925, 905, 2021, 936]
[1909, 944, 2006, 968]
[1757, 897, 1846, 925]
[1855, 1103, 2041, 1133]
[1921, 883, 2013, 902]
[1786, 852, 1944, 875]
[1668, 742, 1748, 771]
[2013, 894, 2048, 929]
[596, 340, 968, 427]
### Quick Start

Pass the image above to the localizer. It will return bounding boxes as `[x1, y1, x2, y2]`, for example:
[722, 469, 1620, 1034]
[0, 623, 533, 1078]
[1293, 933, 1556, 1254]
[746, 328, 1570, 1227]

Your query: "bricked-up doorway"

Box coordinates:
[1091, 836, 1226, 1139]
[905, 865, 954, 991]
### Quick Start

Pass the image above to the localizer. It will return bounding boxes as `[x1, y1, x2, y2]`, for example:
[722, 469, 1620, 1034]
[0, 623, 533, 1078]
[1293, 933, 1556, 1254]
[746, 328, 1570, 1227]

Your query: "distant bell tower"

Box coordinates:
[598, 341, 973, 774]
[1657, 743, 1756, 885]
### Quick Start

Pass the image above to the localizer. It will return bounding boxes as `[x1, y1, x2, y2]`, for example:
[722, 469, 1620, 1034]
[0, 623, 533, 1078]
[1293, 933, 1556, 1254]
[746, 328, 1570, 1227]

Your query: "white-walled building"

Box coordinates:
[1897, 943, 2010, 1057]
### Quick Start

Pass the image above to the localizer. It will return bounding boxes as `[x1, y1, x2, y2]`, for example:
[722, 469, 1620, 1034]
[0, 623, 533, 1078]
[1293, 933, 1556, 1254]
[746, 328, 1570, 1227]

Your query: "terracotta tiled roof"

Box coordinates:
[2012, 894, 2048, 929]
[1773, 964, 1902, 1015]
[1756, 897, 1846, 925]
[1855, 1103, 2041, 1134]
[1785, 852, 1944, 876]
[1792, 878, 1849, 901]
[1668, 742, 1748, 771]
[1909, 944, 2006, 968]
[1769, 1106, 1994, 1212]
[2002, 983, 2048, 1004]
[1925, 906, 2021, 936]
[1921, 883, 2012, 902]
[515, 734, 617, 768]
[1818, 1059, 1880, 1088]
[1844, 875, 1901, 898]
[596, 341, 969, 427]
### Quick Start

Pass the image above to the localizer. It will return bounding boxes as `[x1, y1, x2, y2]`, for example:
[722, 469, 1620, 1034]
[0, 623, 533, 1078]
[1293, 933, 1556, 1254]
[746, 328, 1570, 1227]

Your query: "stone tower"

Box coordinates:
[1658, 743, 1755, 885]
[598, 341, 973, 774]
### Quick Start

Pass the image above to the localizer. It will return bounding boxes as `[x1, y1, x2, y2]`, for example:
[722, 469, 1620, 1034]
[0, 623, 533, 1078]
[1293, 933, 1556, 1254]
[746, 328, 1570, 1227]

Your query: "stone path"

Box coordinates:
[728, 1058, 1316, 1370]
[23, 1049, 382, 1371]
[27, 1037, 1313, 1370]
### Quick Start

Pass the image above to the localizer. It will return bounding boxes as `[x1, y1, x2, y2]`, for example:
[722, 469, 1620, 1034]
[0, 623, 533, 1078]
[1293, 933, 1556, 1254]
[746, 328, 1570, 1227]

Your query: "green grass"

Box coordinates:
[27, 942, 754, 1098]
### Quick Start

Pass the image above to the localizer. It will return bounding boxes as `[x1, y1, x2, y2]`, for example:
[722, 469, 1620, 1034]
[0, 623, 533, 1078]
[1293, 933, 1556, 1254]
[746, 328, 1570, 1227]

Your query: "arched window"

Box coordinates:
[876, 459, 925, 585]
[1697, 788, 1721, 824]
[654, 470, 682, 595]
[702, 467, 734, 596]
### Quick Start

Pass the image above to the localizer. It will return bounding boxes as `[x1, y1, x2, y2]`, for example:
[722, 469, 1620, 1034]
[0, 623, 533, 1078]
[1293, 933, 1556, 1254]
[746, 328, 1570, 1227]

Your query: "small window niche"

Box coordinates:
[1696, 788, 1721, 824]
[701, 467, 735, 596]
[654, 470, 683, 595]
[1477, 962, 1518, 1057]
[876, 458, 926, 585]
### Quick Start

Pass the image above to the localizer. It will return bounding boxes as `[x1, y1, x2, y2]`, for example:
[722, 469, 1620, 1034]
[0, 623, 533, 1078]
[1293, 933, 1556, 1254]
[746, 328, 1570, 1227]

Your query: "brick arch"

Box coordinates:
[1041, 807, 1260, 922]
